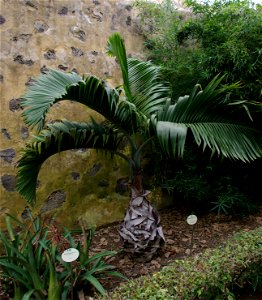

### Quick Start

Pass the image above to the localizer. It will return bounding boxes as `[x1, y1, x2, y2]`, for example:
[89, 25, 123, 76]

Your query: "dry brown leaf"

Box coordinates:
[166, 238, 175, 245]
[185, 249, 191, 255]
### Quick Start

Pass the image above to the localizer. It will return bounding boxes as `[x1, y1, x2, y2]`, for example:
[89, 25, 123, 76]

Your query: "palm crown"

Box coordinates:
[16, 33, 262, 258]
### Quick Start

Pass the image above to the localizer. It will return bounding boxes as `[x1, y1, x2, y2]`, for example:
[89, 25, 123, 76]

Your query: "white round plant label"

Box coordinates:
[186, 215, 197, 225]
[61, 248, 79, 262]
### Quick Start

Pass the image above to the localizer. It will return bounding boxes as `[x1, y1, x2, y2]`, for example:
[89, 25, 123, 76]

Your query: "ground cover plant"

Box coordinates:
[103, 227, 262, 299]
[16, 32, 262, 262]
[0, 213, 123, 299]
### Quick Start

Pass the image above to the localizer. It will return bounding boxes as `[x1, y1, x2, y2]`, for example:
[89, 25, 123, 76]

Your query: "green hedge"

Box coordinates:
[102, 227, 262, 299]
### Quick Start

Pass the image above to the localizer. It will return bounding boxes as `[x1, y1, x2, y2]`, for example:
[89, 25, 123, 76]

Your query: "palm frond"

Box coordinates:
[16, 121, 123, 204]
[21, 70, 139, 134]
[127, 58, 171, 117]
[21, 70, 83, 132]
[106, 33, 131, 99]
[106, 33, 171, 119]
[190, 122, 262, 162]
[152, 76, 262, 162]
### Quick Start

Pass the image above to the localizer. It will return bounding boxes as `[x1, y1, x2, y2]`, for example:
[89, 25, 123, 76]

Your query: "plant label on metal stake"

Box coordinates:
[186, 215, 197, 255]
[61, 248, 79, 262]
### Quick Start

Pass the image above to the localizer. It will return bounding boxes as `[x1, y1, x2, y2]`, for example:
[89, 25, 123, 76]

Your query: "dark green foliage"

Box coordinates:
[210, 175, 259, 216]
[148, 141, 260, 216]
[0, 213, 124, 299]
[135, 0, 262, 100]
[0, 213, 53, 299]
[105, 227, 262, 299]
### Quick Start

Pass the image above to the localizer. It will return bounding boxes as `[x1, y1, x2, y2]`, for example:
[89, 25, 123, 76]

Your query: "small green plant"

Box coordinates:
[211, 196, 232, 215]
[211, 177, 258, 216]
[54, 224, 127, 298]
[0, 213, 125, 299]
[0, 213, 54, 299]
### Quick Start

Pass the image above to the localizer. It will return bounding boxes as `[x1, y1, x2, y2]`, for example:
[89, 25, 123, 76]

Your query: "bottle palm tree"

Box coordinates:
[16, 33, 262, 261]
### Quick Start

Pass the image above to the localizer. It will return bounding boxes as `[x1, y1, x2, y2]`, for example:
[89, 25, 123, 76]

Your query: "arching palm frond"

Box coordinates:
[152, 76, 262, 162]
[61, 76, 139, 134]
[21, 70, 83, 132]
[21, 70, 139, 134]
[16, 120, 124, 205]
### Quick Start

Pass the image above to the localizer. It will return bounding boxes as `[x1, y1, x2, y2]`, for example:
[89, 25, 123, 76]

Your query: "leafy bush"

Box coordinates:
[104, 227, 262, 299]
[135, 0, 262, 100]
[0, 214, 53, 299]
[147, 142, 259, 216]
[211, 177, 258, 216]
[0, 213, 124, 299]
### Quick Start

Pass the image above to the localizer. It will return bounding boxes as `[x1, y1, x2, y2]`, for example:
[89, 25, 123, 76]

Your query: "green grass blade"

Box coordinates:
[22, 289, 36, 300]
[84, 274, 106, 295]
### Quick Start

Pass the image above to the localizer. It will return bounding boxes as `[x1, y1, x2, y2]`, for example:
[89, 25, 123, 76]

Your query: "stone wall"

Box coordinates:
[0, 0, 170, 228]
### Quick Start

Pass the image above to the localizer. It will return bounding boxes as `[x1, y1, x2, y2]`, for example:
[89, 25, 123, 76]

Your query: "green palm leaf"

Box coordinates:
[106, 32, 131, 99]
[152, 77, 262, 161]
[21, 70, 140, 134]
[63, 76, 139, 133]
[127, 58, 171, 117]
[21, 70, 83, 132]
[106, 32, 171, 118]
[16, 121, 123, 204]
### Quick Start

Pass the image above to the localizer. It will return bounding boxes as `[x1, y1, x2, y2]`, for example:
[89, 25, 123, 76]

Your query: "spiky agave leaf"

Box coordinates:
[16, 120, 123, 205]
[151, 76, 262, 162]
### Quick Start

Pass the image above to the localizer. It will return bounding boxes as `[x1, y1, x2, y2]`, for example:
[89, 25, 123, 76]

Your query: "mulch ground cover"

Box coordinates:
[90, 206, 262, 297]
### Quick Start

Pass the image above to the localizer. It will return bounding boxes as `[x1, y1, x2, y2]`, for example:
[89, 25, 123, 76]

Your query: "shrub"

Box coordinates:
[104, 227, 262, 299]
[149, 143, 260, 216]
[135, 0, 262, 100]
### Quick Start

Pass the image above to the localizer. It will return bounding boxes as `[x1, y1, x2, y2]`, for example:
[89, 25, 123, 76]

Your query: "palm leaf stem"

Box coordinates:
[133, 136, 156, 169]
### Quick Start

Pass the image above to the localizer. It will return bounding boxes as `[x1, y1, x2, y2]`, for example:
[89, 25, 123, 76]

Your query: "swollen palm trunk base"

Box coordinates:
[119, 188, 165, 261]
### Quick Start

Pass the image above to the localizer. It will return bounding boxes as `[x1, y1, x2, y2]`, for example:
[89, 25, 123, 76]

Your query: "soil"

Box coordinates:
[1, 206, 261, 299]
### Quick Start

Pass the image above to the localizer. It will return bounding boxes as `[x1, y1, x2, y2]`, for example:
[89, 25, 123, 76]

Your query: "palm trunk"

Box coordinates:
[118, 170, 165, 261]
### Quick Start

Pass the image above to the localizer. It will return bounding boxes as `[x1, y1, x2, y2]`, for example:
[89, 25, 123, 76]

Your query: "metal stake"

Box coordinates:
[190, 224, 195, 255]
